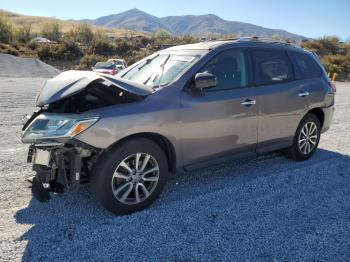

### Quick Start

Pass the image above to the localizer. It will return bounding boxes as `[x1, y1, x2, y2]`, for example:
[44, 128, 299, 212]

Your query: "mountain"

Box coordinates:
[83, 9, 306, 41]
[92, 9, 172, 34]
[0, 10, 146, 37]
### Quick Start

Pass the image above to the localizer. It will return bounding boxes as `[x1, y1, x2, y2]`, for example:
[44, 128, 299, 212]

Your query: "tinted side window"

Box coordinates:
[199, 49, 248, 90]
[252, 49, 294, 85]
[290, 52, 322, 79]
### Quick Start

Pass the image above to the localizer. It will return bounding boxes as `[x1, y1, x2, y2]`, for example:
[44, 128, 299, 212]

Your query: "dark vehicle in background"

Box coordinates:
[21, 38, 335, 215]
[92, 61, 118, 75]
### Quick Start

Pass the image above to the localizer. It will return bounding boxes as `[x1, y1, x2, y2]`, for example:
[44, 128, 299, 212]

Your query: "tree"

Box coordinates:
[0, 16, 13, 43]
[41, 22, 62, 42]
[75, 23, 94, 45]
[154, 30, 172, 39]
[115, 39, 134, 56]
[89, 39, 116, 56]
[14, 24, 31, 43]
[319, 36, 340, 55]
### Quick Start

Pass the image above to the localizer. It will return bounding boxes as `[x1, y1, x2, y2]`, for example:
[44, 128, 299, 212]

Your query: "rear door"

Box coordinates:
[251, 48, 310, 153]
[289, 51, 331, 108]
[180, 48, 258, 167]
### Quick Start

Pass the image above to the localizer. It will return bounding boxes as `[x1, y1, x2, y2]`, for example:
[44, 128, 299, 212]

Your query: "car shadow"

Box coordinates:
[15, 148, 350, 261]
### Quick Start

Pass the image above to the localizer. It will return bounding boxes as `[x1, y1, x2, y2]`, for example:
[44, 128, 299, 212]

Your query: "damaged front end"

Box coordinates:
[22, 70, 149, 202]
[27, 141, 97, 202]
[22, 113, 100, 202]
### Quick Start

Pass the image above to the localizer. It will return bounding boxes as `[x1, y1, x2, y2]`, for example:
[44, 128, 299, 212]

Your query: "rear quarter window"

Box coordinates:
[290, 52, 322, 79]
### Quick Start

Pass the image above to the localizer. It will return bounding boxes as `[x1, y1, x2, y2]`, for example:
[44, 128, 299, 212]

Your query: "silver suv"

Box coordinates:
[21, 39, 335, 215]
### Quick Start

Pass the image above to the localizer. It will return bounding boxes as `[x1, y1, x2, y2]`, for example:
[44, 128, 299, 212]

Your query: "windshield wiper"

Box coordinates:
[144, 55, 170, 87]
[143, 73, 155, 85]
[137, 54, 160, 71]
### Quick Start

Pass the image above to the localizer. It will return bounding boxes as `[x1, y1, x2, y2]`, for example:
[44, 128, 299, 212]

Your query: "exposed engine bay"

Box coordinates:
[47, 79, 144, 113]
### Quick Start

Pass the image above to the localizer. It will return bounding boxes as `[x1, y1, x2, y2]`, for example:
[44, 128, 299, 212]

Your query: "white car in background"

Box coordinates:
[91, 62, 117, 75]
[107, 59, 127, 71]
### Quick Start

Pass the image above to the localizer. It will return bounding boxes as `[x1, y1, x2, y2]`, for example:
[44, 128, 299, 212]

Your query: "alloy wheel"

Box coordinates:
[111, 153, 160, 205]
[298, 121, 318, 155]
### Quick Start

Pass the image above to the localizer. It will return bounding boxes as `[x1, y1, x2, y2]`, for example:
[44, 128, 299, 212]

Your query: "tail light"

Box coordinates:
[327, 81, 336, 93]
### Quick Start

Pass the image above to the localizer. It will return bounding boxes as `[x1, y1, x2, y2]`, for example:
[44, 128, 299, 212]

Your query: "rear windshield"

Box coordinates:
[290, 52, 322, 79]
[94, 62, 114, 70]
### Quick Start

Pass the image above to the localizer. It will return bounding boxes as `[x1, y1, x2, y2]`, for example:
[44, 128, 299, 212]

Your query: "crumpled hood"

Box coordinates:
[36, 70, 152, 107]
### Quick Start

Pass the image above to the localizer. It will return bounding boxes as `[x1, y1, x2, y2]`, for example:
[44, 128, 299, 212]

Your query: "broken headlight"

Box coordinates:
[21, 113, 99, 143]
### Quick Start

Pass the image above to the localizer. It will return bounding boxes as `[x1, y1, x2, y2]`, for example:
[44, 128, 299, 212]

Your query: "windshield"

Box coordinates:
[94, 62, 114, 70]
[121, 54, 200, 87]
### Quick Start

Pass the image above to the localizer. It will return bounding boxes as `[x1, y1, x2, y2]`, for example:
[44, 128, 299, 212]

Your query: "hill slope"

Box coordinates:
[93, 9, 172, 34]
[85, 9, 306, 41]
[0, 10, 146, 37]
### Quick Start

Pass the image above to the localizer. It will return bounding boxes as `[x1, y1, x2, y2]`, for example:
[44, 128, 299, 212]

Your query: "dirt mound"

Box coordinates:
[0, 54, 60, 78]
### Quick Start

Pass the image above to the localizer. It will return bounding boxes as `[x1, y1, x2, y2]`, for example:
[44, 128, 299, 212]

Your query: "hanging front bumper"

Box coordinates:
[25, 142, 94, 202]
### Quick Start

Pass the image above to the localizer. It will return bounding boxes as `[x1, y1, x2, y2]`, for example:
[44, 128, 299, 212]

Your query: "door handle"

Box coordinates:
[298, 91, 310, 97]
[241, 99, 256, 106]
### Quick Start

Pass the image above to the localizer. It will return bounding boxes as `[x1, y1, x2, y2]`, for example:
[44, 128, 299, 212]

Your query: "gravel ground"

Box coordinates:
[0, 54, 60, 78]
[0, 77, 349, 261]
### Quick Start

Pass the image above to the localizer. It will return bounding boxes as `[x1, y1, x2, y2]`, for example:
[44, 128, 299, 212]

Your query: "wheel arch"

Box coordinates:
[103, 132, 177, 174]
[307, 107, 325, 128]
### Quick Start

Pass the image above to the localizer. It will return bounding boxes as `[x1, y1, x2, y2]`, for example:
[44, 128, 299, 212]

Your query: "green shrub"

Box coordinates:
[40, 22, 62, 42]
[76, 54, 106, 70]
[74, 23, 94, 45]
[318, 36, 340, 55]
[89, 39, 116, 56]
[126, 49, 152, 65]
[0, 16, 13, 43]
[321, 54, 350, 80]
[114, 39, 135, 56]
[37, 44, 60, 61]
[37, 41, 83, 61]
[14, 24, 32, 43]
[154, 30, 172, 39]
[60, 41, 84, 60]
[302, 36, 350, 80]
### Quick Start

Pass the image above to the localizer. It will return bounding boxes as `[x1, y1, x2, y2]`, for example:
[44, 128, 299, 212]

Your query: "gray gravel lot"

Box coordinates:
[0, 77, 349, 261]
[0, 54, 60, 78]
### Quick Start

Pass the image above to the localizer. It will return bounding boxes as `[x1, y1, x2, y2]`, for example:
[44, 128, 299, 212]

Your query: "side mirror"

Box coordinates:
[194, 72, 217, 90]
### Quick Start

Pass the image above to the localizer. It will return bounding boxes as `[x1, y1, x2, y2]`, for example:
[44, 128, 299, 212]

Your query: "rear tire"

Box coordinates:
[91, 138, 169, 215]
[288, 113, 321, 161]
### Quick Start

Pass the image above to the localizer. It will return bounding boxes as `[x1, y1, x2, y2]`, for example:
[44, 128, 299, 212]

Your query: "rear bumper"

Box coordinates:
[321, 105, 335, 133]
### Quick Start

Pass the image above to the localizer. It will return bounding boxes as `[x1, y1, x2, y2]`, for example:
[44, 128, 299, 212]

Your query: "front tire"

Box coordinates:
[91, 138, 169, 215]
[288, 113, 321, 161]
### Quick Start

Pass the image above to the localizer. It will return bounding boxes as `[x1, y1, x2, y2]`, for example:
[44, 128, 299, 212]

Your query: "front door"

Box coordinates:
[180, 48, 258, 167]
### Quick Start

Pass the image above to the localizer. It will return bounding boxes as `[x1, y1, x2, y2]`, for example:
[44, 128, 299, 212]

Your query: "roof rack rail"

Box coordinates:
[216, 36, 267, 42]
[215, 36, 299, 47]
[236, 36, 260, 42]
[237, 37, 293, 45]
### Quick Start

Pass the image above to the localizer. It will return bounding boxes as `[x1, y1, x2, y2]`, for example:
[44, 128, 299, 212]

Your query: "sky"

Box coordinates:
[0, 0, 349, 39]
